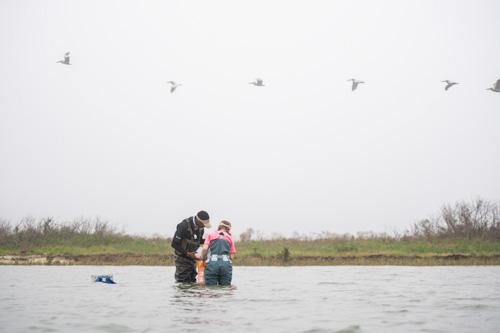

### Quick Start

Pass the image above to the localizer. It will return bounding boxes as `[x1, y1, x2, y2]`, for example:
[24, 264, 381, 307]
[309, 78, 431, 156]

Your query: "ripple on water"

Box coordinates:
[2, 266, 500, 333]
[27, 325, 58, 332]
[317, 282, 355, 286]
[384, 309, 410, 314]
[302, 325, 362, 333]
[458, 304, 491, 310]
[453, 297, 483, 301]
[94, 324, 134, 333]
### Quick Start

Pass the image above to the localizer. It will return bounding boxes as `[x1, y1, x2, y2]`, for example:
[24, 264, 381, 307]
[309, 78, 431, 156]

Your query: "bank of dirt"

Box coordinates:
[1, 254, 500, 266]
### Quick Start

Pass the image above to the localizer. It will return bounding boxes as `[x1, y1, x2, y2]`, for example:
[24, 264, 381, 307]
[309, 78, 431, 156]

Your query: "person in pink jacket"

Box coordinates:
[200, 220, 236, 286]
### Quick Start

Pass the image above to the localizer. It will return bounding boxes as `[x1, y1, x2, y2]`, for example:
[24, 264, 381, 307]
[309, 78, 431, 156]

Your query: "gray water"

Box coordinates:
[1, 266, 499, 333]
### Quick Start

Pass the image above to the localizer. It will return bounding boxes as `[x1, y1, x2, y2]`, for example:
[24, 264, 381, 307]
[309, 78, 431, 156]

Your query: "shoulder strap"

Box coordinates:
[185, 217, 194, 238]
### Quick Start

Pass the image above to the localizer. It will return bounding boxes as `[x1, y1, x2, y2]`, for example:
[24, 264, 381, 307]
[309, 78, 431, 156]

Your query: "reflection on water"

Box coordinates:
[173, 282, 237, 298]
[1, 266, 500, 332]
[171, 283, 237, 319]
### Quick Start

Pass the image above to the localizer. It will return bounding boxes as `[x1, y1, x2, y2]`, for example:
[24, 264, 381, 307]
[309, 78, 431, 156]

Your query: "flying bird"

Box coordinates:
[348, 78, 364, 91]
[442, 80, 458, 91]
[486, 79, 500, 93]
[167, 81, 182, 93]
[57, 52, 71, 65]
[249, 78, 265, 86]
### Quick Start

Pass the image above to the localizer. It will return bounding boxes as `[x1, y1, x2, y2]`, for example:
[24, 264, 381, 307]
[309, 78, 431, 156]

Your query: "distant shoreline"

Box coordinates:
[2, 254, 500, 266]
[3, 203, 500, 267]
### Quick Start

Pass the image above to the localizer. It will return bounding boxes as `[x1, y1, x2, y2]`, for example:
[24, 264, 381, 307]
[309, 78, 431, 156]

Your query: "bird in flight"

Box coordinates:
[347, 78, 364, 91]
[486, 79, 500, 93]
[442, 80, 458, 91]
[57, 52, 71, 65]
[167, 81, 182, 93]
[249, 78, 265, 86]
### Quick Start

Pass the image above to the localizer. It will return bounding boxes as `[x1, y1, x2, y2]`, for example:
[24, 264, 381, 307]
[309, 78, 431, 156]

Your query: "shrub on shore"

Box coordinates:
[409, 198, 500, 240]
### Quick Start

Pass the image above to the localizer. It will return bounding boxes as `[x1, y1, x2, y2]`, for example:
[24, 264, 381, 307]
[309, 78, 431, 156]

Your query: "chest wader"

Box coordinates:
[204, 236, 232, 286]
[175, 221, 202, 283]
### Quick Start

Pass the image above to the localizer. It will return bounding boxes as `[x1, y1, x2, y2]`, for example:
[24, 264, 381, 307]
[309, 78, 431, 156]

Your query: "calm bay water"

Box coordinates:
[1, 266, 499, 332]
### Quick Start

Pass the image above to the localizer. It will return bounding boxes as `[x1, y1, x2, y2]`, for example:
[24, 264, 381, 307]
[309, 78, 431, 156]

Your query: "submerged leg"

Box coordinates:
[219, 263, 233, 286]
[204, 262, 219, 286]
[175, 256, 197, 283]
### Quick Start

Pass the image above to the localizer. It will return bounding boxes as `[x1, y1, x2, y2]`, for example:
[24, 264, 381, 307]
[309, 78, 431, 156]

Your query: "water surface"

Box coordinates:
[1, 266, 499, 332]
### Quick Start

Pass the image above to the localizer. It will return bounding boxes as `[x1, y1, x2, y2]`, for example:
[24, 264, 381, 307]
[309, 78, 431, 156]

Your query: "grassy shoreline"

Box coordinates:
[2, 238, 500, 266]
[2, 199, 499, 265]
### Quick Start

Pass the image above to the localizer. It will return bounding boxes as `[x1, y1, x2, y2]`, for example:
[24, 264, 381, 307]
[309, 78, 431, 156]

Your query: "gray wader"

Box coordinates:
[204, 237, 232, 286]
[174, 255, 197, 283]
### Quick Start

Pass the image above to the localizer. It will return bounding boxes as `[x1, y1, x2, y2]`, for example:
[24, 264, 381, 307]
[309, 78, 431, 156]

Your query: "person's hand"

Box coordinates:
[186, 252, 197, 259]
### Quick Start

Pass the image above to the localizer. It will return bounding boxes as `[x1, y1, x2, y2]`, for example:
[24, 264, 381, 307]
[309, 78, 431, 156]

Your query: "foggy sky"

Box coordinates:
[1, 0, 499, 237]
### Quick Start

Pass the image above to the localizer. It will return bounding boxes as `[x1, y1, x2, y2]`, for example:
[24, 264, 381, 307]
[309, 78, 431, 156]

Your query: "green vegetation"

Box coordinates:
[1, 223, 499, 265]
[0, 217, 169, 256]
[234, 238, 500, 265]
[236, 238, 500, 258]
[1, 198, 499, 265]
[1, 237, 500, 266]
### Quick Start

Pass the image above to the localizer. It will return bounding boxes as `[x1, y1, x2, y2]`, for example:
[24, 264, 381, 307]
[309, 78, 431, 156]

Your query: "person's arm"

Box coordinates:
[198, 232, 213, 260]
[229, 236, 236, 260]
[200, 243, 209, 260]
[200, 232, 212, 260]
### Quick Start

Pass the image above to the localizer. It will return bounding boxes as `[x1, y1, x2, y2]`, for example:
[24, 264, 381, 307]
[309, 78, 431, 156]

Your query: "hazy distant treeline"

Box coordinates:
[1, 199, 499, 252]
[409, 198, 500, 240]
[240, 198, 500, 241]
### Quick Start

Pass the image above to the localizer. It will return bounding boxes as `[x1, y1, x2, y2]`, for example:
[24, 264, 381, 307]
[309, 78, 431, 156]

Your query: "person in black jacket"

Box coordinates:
[171, 211, 212, 283]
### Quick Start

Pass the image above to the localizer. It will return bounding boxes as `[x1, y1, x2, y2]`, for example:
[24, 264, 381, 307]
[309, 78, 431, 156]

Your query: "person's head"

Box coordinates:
[195, 210, 211, 228]
[218, 220, 232, 234]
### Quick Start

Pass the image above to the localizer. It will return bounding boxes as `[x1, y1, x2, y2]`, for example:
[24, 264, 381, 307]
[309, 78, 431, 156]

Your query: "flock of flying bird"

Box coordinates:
[57, 52, 500, 93]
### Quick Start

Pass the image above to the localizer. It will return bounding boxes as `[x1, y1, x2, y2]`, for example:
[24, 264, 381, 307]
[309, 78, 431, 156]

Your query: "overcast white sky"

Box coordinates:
[1, 0, 499, 237]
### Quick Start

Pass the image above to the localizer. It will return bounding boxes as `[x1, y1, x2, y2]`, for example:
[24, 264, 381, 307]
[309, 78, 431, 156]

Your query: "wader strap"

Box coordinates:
[208, 254, 230, 262]
[187, 217, 202, 241]
[179, 218, 201, 255]
[187, 218, 194, 238]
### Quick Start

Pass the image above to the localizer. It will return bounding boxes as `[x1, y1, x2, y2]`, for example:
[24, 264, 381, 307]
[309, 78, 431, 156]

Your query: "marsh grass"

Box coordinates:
[1, 199, 500, 266]
[0, 217, 169, 256]
[2, 232, 499, 266]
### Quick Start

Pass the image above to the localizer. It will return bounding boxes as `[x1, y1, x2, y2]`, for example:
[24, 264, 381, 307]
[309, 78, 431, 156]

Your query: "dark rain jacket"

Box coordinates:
[171, 216, 205, 259]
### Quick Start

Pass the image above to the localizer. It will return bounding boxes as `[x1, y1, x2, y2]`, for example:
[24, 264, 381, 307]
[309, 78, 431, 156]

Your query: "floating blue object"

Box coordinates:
[92, 274, 116, 284]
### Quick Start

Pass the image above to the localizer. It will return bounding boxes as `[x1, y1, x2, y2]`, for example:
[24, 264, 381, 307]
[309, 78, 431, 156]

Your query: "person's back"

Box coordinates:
[202, 220, 236, 286]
